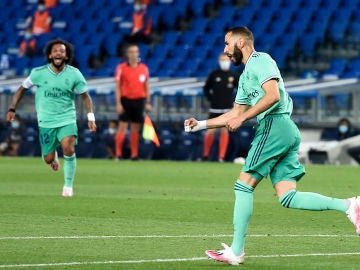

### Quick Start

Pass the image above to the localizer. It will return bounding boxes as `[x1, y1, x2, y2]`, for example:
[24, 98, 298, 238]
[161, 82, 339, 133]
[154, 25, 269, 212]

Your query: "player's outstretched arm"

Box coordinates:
[184, 103, 249, 132]
[80, 92, 97, 133]
[6, 86, 28, 122]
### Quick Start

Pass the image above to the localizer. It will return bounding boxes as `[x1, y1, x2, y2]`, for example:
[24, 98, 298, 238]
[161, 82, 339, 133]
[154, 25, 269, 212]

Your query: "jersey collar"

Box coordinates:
[47, 63, 67, 75]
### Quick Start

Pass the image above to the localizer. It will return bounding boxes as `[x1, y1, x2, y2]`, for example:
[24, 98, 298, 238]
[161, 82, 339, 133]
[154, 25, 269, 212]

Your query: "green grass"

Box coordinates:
[0, 157, 359, 269]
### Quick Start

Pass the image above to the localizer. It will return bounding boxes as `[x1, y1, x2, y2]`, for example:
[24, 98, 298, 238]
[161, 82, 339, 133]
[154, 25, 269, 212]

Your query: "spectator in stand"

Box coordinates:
[26, 0, 53, 35]
[129, 0, 152, 44]
[117, 1, 152, 57]
[0, 115, 23, 156]
[336, 118, 358, 141]
[19, 27, 37, 58]
[333, 118, 360, 164]
[114, 44, 152, 160]
[45, 0, 58, 8]
[202, 53, 240, 162]
[104, 120, 117, 159]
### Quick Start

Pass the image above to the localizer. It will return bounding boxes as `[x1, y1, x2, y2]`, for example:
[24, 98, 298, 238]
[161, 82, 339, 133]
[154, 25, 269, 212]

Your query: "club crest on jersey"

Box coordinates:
[139, 74, 146, 82]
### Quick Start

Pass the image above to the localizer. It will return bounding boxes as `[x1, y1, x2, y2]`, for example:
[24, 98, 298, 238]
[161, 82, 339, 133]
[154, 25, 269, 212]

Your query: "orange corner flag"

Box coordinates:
[142, 115, 160, 147]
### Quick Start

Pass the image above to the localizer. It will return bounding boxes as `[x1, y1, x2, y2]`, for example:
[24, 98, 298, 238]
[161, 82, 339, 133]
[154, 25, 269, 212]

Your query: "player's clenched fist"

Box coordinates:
[226, 117, 244, 132]
[184, 118, 207, 132]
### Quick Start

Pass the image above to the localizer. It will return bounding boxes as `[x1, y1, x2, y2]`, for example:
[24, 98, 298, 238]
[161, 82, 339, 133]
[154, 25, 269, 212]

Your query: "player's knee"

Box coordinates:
[279, 189, 297, 208]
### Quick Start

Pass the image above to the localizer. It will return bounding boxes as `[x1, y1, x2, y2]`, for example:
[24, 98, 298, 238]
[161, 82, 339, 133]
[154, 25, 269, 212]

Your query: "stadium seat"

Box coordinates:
[188, 0, 210, 17]
[162, 31, 180, 48]
[190, 18, 208, 34]
[322, 58, 348, 77]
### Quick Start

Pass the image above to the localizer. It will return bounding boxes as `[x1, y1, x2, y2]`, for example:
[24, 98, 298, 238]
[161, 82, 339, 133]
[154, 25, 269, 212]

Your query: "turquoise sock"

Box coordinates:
[279, 189, 347, 212]
[64, 153, 76, 188]
[231, 180, 254, 255]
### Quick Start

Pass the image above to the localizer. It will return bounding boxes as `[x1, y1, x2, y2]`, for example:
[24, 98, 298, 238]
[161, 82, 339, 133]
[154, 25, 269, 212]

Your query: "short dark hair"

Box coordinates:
[126, 43, 139, 51]
[226, 26, 254, 42]
[44, 39, 74, 64]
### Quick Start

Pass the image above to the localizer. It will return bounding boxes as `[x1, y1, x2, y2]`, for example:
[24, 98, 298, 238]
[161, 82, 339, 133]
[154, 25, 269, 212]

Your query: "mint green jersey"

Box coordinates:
[22, 64, 87, 128]
[235, 52, 293, 122]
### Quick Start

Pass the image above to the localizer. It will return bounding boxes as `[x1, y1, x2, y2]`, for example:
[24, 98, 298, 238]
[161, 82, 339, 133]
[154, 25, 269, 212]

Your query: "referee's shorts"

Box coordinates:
[119, 98, 145, 123]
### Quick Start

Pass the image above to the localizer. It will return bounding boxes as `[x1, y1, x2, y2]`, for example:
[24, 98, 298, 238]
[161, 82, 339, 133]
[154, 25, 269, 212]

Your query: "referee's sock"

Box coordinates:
[203, 133, 214, 158]
[279, 189, 348, 212]
[115, 132, 126, 158]
[231, 180, 254, 256]
[64, 153, 76, 188]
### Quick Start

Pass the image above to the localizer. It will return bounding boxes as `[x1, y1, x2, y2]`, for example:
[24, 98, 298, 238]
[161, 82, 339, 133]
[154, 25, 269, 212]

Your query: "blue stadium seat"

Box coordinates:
[347, 21, 360, 42]
[320, 0, 341, 11]
[190, 18, 208, 34]
[341, 0, 360, 9]
[233, 6, 255, 26]
[160, 8, 180, 29]
[257, 34, 277, 53]
[207, 18, 229, 36]
[188, 0, 210, 17]
[151, 44, 170, 59]
[147, 6, 164, 29]
[179, 32, 199, 47]
[14, 57, 30, 76]
[281, 0, 301, 12]
[322, 58, 348, 77]
[270, 47, 288, 69]
[301, 0, 322, 10]
[299, 33, 318, 56]
[162, 31, 180, 48]
[172, 0, 190, 17]
[156, 127, 177, 160]
[175, 131, 202, 160]
[102, 34, 122, 57]
[217, 6, 237, 23]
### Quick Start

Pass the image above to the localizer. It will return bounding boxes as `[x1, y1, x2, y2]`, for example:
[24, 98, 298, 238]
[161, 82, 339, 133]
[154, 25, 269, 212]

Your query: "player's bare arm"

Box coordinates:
[80, 92, 97, 133]
[115, 81, 124, 114]
[226, 79, 280, 131]
[6, 86, 28, 122]
[185, 103, 249, 132]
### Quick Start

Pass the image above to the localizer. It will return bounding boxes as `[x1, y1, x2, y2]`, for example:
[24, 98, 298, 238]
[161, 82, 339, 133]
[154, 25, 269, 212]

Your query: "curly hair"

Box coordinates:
[44, 39, 74, 64]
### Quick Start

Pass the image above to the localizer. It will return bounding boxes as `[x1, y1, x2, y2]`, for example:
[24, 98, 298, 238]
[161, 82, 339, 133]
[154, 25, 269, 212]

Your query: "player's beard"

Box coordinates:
[231, 44, 243, 66]
[51, 58, 66, 69]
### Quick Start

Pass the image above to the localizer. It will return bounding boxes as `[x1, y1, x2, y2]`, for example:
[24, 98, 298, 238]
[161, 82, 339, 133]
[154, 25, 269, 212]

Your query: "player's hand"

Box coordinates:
[184, 118, 199, 132]
[88, 121, 97, 133]
[145, 103, 152, 112]
[6, 111, 15, 122]
[116, 103, 124, 114]
[226, 117, 244, 132]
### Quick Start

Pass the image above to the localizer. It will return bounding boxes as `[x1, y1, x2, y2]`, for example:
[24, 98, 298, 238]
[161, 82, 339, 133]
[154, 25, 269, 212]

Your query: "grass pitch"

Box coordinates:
[0, 157, 359, 269]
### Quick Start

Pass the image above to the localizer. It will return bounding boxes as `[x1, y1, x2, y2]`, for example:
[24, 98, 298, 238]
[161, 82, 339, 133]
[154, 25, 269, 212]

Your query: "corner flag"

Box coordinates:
[142, 114, 160, 147]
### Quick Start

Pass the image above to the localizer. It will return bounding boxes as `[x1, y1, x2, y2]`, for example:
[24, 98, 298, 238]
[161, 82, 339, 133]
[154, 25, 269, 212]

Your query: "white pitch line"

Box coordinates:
[1, 252, 360, 268]
[0, 234, 357, 240]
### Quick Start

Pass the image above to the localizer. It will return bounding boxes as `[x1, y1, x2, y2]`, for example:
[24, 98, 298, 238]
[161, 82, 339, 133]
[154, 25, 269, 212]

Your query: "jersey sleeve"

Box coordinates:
[234, 85, 249, 105]
[21, 69, 37, 89]
[234, 75, 250, 105]
[22, 76, 34, 89]
[253, 55, 280, 86]
[73, 69, 87, 94]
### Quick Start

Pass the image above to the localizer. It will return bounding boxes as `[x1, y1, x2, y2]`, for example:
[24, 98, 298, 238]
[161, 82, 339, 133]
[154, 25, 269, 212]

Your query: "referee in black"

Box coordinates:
[202, 53, 240, 162]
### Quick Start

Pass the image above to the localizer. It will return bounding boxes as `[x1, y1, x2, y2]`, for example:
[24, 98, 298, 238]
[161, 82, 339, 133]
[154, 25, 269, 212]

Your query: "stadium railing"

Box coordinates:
[0, 77, 359, 127]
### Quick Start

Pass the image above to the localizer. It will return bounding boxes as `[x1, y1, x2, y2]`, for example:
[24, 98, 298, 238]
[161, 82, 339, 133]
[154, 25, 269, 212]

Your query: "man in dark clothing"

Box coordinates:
[202, 53, 240, 161]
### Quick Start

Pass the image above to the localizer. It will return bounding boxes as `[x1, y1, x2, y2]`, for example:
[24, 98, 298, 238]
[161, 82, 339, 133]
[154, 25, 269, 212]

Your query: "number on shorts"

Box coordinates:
[41, 133, 50, 144]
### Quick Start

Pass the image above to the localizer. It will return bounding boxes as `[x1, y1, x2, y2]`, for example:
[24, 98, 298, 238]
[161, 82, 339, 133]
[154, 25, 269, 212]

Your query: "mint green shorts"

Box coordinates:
[242, 114, 305, 186]
[38, 123, 78, 156]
